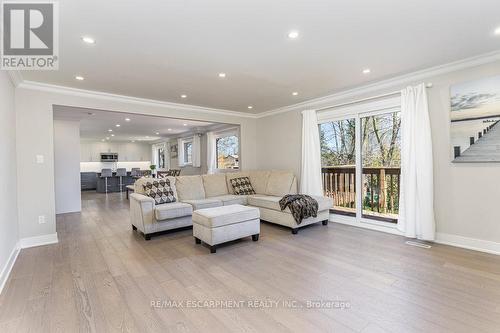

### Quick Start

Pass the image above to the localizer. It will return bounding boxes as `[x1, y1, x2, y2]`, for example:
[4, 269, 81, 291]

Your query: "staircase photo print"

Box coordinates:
[451, 75, 500, 162]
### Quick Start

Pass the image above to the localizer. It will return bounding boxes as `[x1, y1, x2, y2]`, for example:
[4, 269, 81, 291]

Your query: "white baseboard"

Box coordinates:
[332, 214, 500, 256]
[0, 242, 20, 294]
[19, 233, 58, 249]
[435, 233, 500, 256]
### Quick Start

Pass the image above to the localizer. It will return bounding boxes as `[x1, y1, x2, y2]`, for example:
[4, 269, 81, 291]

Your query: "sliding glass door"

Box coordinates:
[320, 118, 356, 216]
[319, 99, 401, 226]
[360, 112, 401, 223]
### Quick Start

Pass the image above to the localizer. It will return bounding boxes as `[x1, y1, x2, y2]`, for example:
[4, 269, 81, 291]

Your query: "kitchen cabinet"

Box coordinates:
[80, 142, 151, 162]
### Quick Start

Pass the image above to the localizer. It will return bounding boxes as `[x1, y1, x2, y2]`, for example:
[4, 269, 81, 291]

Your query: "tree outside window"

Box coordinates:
[216, 135, 239, 169]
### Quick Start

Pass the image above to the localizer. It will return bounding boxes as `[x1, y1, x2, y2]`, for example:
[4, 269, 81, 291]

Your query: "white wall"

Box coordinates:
[54, 119, 81, 214]
[0, 71, 19, 291]
[14, 85, 257, 241]
[256, 58, 500, 248]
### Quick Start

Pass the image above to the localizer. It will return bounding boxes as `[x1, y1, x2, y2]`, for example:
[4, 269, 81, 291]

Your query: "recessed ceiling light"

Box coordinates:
[75, 75, 84, 81]
[218, 73, 226, 78]
[247, 106, 253, 109]
[106, 137, 110, 140]
[292, 92, 298, 96]
[111, 134, 115, 137]
[181, 94, 187, 98]
[183, 123, 188, 126]
[131, 140, 135, 143]
[495, 26, 500, 35]
[125, 118, 131, 122]
[108, 129, 112, 132]
[146, 136, 149, 138]
[101, 139, 105, 142]
[362, 68, 371, 74]
[168, 128, 172, 131]
[81, 36, 95, 44]
[288, 30, 299, 39]
[155, 132, 160, 135]
[115, 124, 120, 127]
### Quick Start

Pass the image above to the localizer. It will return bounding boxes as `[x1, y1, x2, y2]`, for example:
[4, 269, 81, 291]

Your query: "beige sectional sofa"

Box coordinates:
[129, 170, 332, 240]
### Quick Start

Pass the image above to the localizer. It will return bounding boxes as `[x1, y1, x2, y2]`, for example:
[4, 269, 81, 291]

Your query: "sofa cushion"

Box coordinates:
[202, 174, 228, 197]
[226, 172, 249, 194]
[265, 171, 294, 196]
[248, 170, 271, 194]
[248, 195, 332, 213]
[134, 176, 177, 196]
[182, 198, 222, 210]
[230, 177, 256, 195]
[192, 204, 260, 228]
[209, 194, 248, 206]
[142, 179, 176, 205]
[154, 202, 192, 221]
[175, 175, 205, 200]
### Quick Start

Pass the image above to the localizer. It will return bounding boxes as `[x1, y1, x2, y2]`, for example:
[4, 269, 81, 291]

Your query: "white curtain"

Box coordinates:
[192, 135, 201, 168]
[300, 109, 323, 196]
[398, 83, 435, 240]
[206, 132, 216, 174]
[177, 138, 184, 167]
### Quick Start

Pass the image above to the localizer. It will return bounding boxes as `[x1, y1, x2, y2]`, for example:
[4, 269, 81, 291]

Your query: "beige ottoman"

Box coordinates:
[192, 204, 260, 253]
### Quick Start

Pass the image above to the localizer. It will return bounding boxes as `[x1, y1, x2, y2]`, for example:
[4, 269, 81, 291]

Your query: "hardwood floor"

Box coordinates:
[1, 191, 500, 332]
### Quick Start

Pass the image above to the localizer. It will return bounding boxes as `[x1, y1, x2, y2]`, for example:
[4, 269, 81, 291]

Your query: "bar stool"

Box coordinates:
[101, 168, 113, 194]
[116, 168, 127, 192]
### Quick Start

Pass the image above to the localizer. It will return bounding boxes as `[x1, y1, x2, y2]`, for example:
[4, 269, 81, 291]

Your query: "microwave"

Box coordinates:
[100, 153, 118, 162]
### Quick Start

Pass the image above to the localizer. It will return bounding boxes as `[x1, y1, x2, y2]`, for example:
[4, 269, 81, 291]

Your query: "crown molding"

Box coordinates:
[255, 50, 500, 118]
[7, 70, 23, 87]
[11, 50, 500, 120]
[17, 80, 259, 119]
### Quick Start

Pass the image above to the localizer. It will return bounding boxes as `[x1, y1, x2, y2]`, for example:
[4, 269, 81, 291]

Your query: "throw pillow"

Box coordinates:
[142, 179, 176, 205]
[230, 177, 256, 195]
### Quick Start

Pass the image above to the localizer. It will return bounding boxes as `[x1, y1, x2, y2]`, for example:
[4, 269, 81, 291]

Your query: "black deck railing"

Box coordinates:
[321, 166, 401, 221]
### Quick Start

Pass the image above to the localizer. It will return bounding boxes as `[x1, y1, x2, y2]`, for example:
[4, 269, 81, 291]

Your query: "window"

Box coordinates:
[157, 147, 165, 168]
[183, 141, 192, 164]
[216, 134, 239, 169]
[318, 97, 401, 226]
[152, 143, 166, 169]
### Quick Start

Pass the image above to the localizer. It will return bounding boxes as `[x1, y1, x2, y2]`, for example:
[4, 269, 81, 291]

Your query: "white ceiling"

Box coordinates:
[21, 0, 500, 113]
[53, 106, 220, 142]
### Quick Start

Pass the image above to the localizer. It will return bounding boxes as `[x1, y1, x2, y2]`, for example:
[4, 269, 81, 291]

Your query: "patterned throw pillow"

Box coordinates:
[142, 179, 176, 205]
[230, 177, 256, 195]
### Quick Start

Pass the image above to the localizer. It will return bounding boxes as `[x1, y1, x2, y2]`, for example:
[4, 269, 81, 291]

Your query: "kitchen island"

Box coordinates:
[81, 170, 149, 193]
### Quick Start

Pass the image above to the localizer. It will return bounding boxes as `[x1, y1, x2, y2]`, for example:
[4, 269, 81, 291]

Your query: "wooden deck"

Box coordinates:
[1, 191, 500, 332]
[455, 121, 500, 162]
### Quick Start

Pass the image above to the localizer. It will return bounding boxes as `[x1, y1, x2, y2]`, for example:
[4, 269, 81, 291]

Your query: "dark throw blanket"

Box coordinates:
[279, 194, 318, 225]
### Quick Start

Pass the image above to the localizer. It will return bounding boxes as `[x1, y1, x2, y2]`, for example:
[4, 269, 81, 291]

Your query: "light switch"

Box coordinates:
[36, 155, 44, 164]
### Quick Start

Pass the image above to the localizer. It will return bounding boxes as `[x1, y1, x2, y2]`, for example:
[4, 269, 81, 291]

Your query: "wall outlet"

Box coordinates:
[36, 155, 44, 164]
[38, 215, 46, 224]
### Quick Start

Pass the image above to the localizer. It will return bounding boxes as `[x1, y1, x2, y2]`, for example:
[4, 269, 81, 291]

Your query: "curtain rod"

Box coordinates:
[315, 83, 433, 112]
